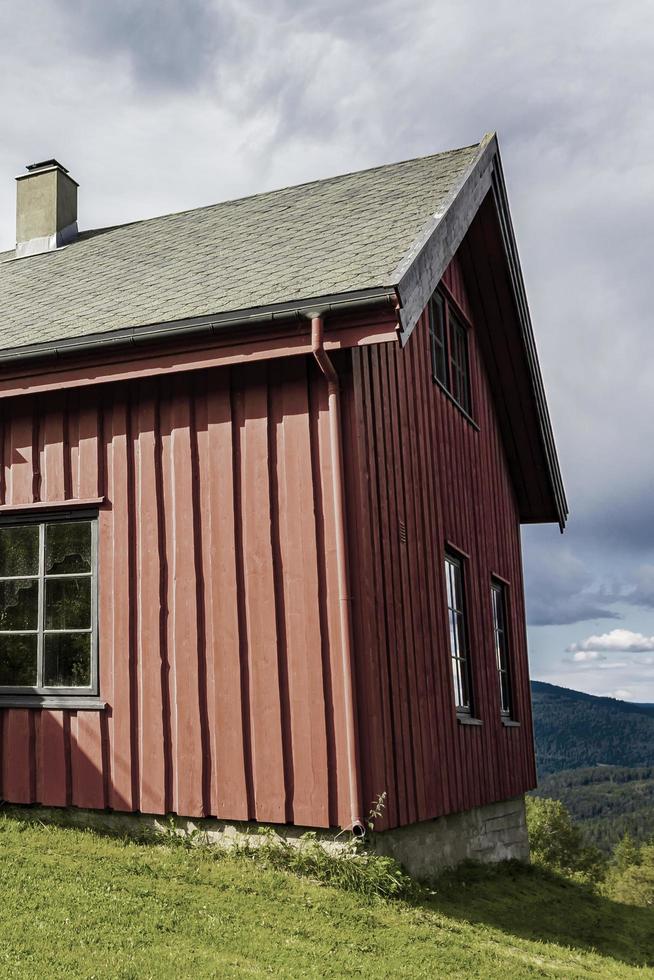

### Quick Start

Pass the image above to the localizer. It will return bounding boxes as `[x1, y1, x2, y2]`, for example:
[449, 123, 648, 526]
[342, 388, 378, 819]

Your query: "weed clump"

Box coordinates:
[233, 828, 416, 901]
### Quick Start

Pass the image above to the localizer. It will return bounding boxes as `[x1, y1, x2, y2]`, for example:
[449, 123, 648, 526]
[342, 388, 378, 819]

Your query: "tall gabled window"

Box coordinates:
[429, 291, 448, 386]
[445, 551, 472, 713]
[491, 580, 512, 716]
[0, 515, 98, 699]
[449, 311, 471, 414]
[428, 288, 472, 416]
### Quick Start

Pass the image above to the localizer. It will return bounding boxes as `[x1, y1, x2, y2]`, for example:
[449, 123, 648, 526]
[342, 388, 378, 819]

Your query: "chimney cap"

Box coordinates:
[25, 159, 69, 174]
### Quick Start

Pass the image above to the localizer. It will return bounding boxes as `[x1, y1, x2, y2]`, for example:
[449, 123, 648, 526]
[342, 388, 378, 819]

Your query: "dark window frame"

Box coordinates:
[491, 578, 513, 717]
[0, 509, 99, 700]
[428, 287, 473, 419]
[444, 549, 474, 716]
[428, 290, 448, 387]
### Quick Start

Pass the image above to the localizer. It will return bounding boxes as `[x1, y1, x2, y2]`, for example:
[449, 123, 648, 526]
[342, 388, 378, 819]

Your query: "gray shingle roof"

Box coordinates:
[0, 142, 480, 352]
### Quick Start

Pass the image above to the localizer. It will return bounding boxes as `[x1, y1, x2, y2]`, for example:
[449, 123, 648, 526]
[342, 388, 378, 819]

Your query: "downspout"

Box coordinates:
[310, 313, 365, 839]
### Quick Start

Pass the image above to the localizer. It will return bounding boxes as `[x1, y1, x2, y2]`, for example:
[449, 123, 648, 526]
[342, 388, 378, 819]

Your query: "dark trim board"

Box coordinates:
[387, 133, 566, 529]
[393, 132, 497, 345]
[488, 164, 567, 528]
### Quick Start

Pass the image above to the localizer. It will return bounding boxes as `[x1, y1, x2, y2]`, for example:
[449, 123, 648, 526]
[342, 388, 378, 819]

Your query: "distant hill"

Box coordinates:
[530, 681, 654, 849]
[531, 680, 654, 776]
[533, 765, 654, 851]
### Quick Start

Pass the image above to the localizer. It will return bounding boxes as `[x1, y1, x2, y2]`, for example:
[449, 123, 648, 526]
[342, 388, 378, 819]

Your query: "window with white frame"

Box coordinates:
[445, 551, 472, 712]
[491, 579, 512, 716]
[0, 515, 98, 697]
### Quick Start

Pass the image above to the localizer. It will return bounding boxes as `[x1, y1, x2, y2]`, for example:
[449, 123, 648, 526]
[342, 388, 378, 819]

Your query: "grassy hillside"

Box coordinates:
[0, 813, 652, 978]
[534, 765, 654, 851]
[531, 680, 654, 775]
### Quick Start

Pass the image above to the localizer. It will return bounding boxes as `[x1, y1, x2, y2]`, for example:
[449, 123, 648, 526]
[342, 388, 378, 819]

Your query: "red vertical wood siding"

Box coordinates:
[0, 250, 538, 830]
[0, 362, 350, 827]
[346, 253, 537, 829]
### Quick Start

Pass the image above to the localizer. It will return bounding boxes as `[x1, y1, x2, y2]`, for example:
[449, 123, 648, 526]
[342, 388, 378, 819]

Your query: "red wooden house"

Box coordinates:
[0, 134, 565, 873]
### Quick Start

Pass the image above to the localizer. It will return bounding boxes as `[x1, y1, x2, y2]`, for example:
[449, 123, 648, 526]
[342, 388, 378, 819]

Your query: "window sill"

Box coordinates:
[457, 713, 483, 727]
[501, 717, 520, 728]
[0, 696, 107, 710]
[0, 497, 105, 515]
[432, 377, 480, 431]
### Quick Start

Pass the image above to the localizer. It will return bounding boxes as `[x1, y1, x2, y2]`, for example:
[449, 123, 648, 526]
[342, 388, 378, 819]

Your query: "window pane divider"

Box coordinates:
[37, 522, 44, 689]
[43, 628, 93, 634]
[42, 572, 93, 579]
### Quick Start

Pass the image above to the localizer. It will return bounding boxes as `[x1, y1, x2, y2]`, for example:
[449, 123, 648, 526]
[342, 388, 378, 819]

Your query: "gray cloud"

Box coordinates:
[52, 0, 237, 91]
[623, 566, 654, 609]
[522, 529, 622, 626]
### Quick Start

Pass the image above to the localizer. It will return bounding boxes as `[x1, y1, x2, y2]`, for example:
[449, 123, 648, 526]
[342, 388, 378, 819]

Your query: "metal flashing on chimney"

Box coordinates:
[15, 159, 78, 258]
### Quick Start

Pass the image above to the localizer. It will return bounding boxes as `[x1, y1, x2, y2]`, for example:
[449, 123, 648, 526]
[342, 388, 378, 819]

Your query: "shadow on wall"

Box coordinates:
[422, 860, 654, 969]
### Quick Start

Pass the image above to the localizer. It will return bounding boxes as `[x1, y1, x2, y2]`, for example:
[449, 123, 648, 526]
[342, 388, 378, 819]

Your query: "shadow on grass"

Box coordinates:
[419, 860, 654, 969]
[4, 807, 652, 969]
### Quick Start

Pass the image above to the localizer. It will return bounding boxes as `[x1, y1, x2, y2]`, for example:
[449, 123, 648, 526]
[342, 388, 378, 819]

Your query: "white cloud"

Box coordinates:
[567, 629, 654, 655]
[536, 664, 654, 702]
[609, 689, 634, 701]
[571, 650, 606, 662]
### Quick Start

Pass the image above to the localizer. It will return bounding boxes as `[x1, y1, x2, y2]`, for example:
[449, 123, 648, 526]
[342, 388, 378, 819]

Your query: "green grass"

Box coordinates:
[0, 814, 652, 979]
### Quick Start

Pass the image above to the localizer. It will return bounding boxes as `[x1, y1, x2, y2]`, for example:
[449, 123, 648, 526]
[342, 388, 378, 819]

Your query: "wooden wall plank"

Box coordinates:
[41, 401, 66, 501]
[6, 404, 35, 505]
[273, 359, 329, 827]
[135, 386, 167, 815]
[164, 378, 205, 818]
[77, 398, 100, 500]
[37, 710, 68, 806]
[310, 365, 354, 829]
[197, 375, 249, 820]
[237, 365, 286, 824]
[70, 712, 105, 809]
[106, 394, 136, 811]
[2, 710, 33, 802]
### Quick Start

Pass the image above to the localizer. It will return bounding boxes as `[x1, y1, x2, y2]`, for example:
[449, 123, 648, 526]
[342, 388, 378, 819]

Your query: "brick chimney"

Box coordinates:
[15, 159, 78, 258]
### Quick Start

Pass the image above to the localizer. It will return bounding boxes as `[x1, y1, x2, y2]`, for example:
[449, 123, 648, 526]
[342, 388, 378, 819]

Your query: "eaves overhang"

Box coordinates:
[387, 132, 567, 530]
[0, 287, 398, 366]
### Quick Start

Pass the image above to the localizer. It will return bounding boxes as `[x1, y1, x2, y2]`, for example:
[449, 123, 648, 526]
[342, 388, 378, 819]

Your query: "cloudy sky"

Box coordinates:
[0, 0, 652, 700]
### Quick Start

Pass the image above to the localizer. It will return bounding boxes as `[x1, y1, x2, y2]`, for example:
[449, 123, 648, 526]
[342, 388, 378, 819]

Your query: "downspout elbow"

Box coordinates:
[311, 313, 338, 386]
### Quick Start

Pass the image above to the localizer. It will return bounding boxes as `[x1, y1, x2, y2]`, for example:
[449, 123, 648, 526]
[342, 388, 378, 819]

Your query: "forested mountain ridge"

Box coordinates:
[531, 680, 654, 776]
[530, 681, 654, 850]
[533, 765, 654, 851]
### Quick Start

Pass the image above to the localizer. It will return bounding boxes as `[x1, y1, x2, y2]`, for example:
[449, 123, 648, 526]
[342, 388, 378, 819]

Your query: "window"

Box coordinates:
[429, 291, 448, 386]
[491, 580, 512, 716]
[449, 312, 471, 414]
[445, 552, 472, 712]
[0, 516, 97, 697]
[428, 289, 472, 416]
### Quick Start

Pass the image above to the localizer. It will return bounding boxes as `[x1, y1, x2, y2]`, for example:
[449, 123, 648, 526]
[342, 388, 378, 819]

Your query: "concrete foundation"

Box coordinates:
[1, 804, 347, 854]
[2, 795, 529, 884]
[373, 796, 530, 882]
